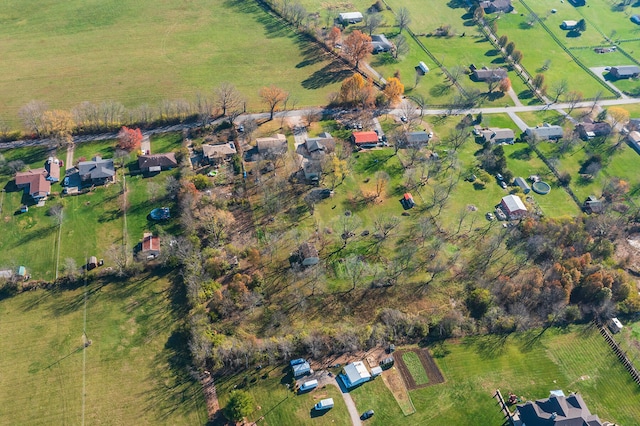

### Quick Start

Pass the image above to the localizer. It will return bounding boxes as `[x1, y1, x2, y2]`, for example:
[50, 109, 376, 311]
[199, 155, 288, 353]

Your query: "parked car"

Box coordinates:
[361, 410, 375, 420]
[486, 212, 494, 221]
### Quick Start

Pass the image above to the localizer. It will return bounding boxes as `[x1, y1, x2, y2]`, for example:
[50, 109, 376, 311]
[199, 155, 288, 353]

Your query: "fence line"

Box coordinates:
[594, 319, 640, 387]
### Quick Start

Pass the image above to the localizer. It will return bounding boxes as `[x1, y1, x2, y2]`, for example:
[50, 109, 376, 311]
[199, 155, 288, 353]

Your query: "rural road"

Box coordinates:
[3, 97, 640, 151]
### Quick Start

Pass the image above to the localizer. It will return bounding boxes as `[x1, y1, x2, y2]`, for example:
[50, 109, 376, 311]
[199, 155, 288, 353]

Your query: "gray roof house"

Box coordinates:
[480, 0, 513, 13]
[256, 134, 288, 156]
[305, 132, 335, 158]
[515, 392, 603, 426]
[472, 67, 508, 82]
[584, 195, 604, 214]
[302, 160, 323, 182]
[500, 194, 527, 219]
[610, 65, 640, 79]
[78, 156, 115, 185]
[474, 126, 515, 144]
[202, 143, 237, 164]
[576, 119, 611, 140]
[370, 34, 393, 53]
[525, 123, 564, 140]
[405, 131, 431, 147]
[514, 177, 531, 194]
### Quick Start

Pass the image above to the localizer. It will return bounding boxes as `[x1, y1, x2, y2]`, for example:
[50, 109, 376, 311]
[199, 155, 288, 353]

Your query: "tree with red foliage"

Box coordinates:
[117, 126, 143, 152]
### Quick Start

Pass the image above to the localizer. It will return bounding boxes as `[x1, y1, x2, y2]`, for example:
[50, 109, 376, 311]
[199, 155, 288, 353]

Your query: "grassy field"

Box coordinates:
[215, 369, 351, 426]
[401, 351, 429, 386]
[0, 0, 345, 126]
[0, 273, 207, 424]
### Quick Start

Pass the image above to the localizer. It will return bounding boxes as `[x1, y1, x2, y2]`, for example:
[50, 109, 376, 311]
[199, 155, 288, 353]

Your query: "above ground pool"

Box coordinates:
[532, 181, 551, 195]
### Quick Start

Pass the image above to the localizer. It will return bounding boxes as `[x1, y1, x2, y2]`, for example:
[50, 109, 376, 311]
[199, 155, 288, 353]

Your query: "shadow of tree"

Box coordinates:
[302, 61, 352, 89]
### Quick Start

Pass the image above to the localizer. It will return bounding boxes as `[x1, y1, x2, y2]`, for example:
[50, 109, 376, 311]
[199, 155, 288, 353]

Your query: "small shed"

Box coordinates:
[609, 317, 623, 334]
[514, 177, 531, 194]
[298, 242, 319, 266]
[370, 366, 383, 377]
[17, 266, 26, 277]
[338, 12, 363, 24]
[299, 379, 318, 392]
[290, 358, 311, 377]
[87, 256, 98, 270]
[401, 193, 415, 210]
[561, 20, 578, 30]
[380, 356, 394, 369]
[417, 61, 429, 75]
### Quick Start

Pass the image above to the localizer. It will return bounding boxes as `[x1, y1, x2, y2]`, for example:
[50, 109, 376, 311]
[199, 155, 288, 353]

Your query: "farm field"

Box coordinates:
[400, 351, 429, 386]
[0, 0, 344, 126]
[0, 273, 206, 424]
[0, 137, 181, 280]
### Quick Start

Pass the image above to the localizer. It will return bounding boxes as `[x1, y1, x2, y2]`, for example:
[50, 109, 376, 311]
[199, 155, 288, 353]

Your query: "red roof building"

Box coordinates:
[15, 169, 51, 201]
[351, 131, 379, 147]
[141, 232, 160, 257]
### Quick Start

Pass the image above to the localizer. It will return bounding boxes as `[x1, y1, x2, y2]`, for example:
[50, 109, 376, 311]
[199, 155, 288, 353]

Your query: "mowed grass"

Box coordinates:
[215, 369, 351, 426]
[401, 351, 429, 386]
[0, 273, 206, 425]
[0, 0, 345, 125]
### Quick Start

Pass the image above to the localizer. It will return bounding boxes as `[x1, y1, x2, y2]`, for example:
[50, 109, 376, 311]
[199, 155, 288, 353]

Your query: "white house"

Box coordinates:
[342, 361, 371, 388]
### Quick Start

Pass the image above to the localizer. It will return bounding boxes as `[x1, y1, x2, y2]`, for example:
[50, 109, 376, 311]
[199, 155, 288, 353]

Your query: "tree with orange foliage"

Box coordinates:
[42, 109, 75, 146]
[339, 73, 376, 108]
[327, 26, 341, 48]
[259, 85, 289, 120]
[383, 77, 404, 104]
[117, 126, 143, 152]
[342, 30, 373, 69]
[499, 78, 512, 93]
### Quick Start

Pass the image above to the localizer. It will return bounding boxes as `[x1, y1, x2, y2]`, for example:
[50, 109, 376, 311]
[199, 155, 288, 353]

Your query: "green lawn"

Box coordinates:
[401, 351, 429, 386]
[349, 377, 406, 426]
[215, 369, 351, 426]
[0, 0, 345, 126]
[0, 273, 206, 424]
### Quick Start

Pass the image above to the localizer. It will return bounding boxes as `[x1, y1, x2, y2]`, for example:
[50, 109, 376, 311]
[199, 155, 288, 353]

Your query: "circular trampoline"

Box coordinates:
[532, 181, 551, 195]
[150, 207, 170, 220]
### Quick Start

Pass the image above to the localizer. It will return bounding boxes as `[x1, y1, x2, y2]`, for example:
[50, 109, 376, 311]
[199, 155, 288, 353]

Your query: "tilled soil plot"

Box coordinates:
[395, 349, 445, 390]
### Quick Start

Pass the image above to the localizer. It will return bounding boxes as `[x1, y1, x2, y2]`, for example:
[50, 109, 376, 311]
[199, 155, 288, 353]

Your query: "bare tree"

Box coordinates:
[259, 86, 289, 120]
[106, 244, 128, 277]
[337, 213, 361, 248]
[551, 79, 568, 103]
[215, 82, 243, 118]
[48, 204, 64, 226]
[565, 91, 583, 114]
[364, 12, 384, 35]
[396, 7, 411, 33]
[18, 100, 48, 137]
[374, 215, 400, 240]
[374, 171, 390, 199]
[392, 34, 409, 59]
[343, 254, 366, 291]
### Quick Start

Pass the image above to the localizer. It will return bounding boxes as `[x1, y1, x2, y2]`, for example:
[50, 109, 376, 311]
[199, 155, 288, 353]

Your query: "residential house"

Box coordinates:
[610, 65, 640, 79]
[338, 12, 363, 24]
[45, 157, 62, 182]
[305, 132, 335, 159]
[256, 134, 288, 156]
[583, 195, 604, 214]
[514, 177, 531, 194]
[15, 169, 51, 202]
[78, 156, 115, 185]
[627, 118, 640, 131]
[576, 119, 611, 140]
[628, 130, 640, 154]
[474, 126, 515, 144]
[138, 153, 177, 173]
[500, 194, 527, 219]
[370, 34, 393, 53]
[351, 131, 379, 148]
[290, 358, 311, 377]
[404, 131, 431, 147]
[472, 67, 508, 82]
[341, 361, 371, 389]
[141, 232, 160, 258]
[479, 0, 513, 13]
[514, 392, 603, 426]
[560, 20, 578, 30]
[525, 123, 564, 140]
[202, 143, 237, 165]
[298, 242, 320, 266]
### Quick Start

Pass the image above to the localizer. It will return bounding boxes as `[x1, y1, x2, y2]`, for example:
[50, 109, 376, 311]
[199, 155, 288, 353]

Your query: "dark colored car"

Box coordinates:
[361, 410, 375, 420]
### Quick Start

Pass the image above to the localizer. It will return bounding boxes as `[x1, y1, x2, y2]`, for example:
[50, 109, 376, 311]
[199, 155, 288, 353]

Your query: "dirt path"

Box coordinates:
[201, 373, 221, 422]
[65, 143, 74, 172]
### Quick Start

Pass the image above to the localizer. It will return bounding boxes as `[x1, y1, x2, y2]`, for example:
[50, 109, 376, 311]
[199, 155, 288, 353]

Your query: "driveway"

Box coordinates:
[314, 371, 362, 426]
[590, 67, 627, 99]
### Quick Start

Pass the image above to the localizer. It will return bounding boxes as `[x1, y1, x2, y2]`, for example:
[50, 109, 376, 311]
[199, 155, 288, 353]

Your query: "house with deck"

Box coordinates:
[15, 169, 51, 202]
[513, 391, 603, 426]
[78, 156, 115, 186]
[138, 153, 177, 173]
